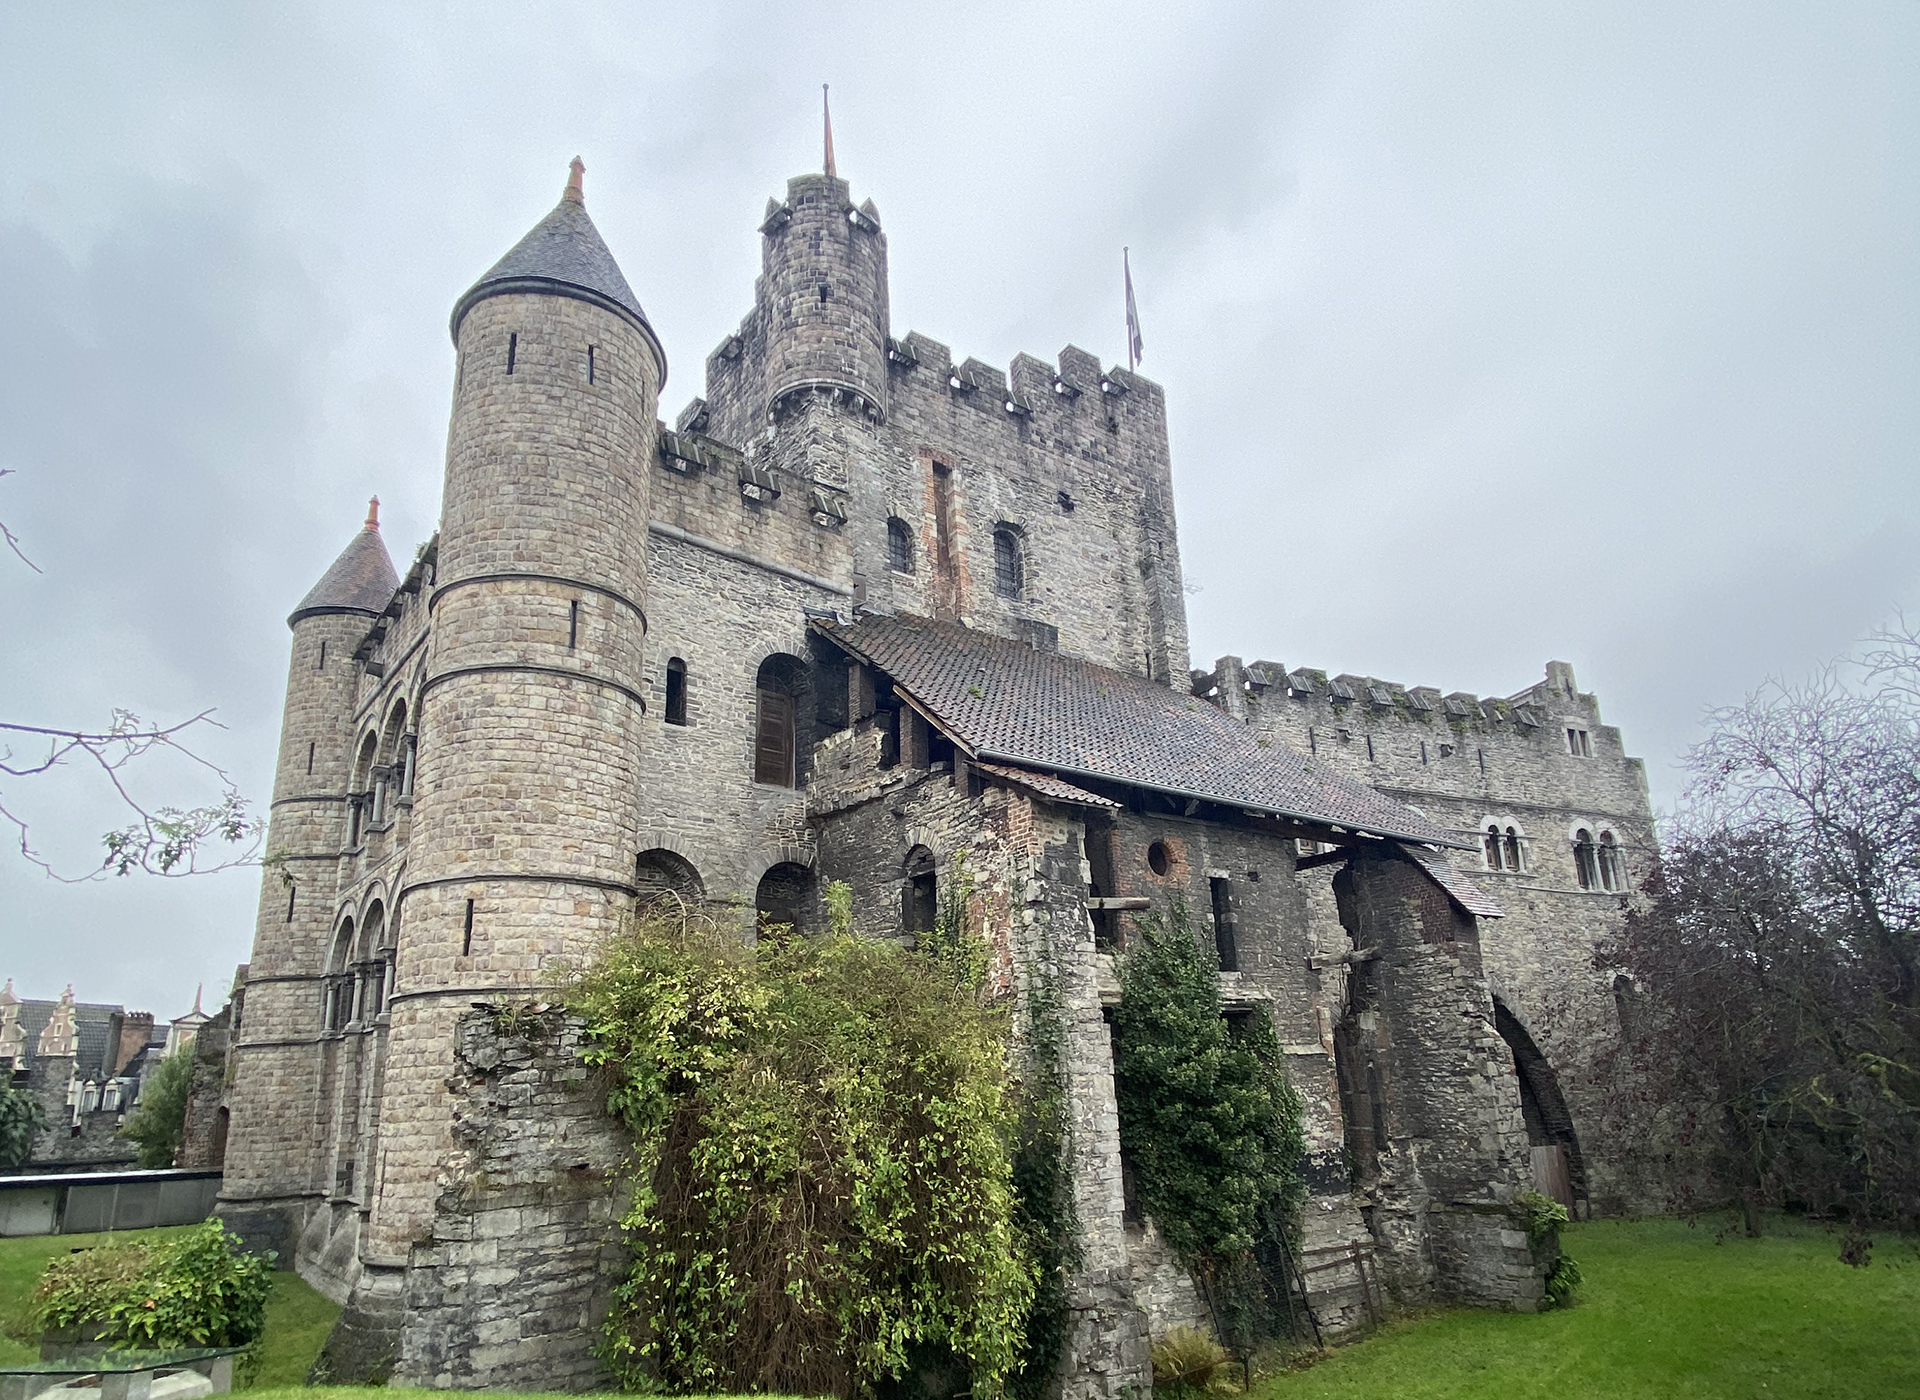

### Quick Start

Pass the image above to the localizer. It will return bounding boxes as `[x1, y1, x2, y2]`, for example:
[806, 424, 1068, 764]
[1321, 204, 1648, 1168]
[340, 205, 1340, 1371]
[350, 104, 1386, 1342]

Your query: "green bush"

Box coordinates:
[1151, 1326, 1234, 1397]
[119, 1047, 194, 1168]
[32, 1220, 273, 1350]
[0, 1086, 47, 1169]
[567, 887, 1035, 1399]
[1112, 905, 1307, 1269]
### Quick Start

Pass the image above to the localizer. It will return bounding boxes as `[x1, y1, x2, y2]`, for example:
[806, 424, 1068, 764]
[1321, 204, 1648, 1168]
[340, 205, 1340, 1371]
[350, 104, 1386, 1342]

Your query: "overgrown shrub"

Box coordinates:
[1113, 905, 1307, 1273]
[567, 885, 1036, 1398]
[119, 1047, 194, 1168]
[1150, 1326, 1233, 1397]
[33, 1220, 274, 1349]
[0, 1084, 47, 1168]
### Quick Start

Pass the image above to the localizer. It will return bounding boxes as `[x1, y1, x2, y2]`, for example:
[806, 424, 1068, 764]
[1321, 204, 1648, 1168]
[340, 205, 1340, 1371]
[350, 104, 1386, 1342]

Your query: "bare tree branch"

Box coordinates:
[0, 710, 263, 880]
[0, 468, 41, 573]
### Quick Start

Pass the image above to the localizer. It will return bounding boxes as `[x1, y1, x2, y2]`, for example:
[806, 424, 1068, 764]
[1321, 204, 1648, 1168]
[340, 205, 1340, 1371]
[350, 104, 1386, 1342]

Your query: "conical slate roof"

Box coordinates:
[449, 159, 658, 354]
[290, 501, 398, 627]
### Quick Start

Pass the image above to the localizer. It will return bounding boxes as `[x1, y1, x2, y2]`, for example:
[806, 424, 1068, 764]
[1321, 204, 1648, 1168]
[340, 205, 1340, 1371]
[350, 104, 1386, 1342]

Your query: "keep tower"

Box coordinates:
[701, 165, 890, 460]
[365, 160, 666, 1260]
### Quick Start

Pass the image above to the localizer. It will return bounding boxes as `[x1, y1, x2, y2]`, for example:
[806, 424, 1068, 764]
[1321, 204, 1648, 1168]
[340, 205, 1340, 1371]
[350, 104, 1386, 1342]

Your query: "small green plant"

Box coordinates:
[0, 1086, 47, 1169]
[1151, 1326, 1233, 1396]
[118, 1048, 195, 1168]
[33, 1220, 274, 1349]
[1517, 1191, 1580, 1308]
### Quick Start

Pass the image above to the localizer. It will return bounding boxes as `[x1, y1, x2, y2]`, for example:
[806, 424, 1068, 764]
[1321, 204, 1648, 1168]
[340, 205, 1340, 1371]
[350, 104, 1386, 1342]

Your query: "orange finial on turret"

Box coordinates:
[565, 156, 586, 204]
[365, 496, 380, 531]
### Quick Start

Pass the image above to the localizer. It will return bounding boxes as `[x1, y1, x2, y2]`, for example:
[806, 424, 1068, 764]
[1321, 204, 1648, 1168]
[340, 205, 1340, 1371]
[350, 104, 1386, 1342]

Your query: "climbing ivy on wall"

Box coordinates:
[567, 883, 1038, 1399]
[1112, 904, 1307, 1284]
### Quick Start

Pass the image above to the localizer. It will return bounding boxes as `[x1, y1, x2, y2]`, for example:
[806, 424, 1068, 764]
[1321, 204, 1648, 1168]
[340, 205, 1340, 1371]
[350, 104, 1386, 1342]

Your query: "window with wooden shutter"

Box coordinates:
[755, 688, 795, 787]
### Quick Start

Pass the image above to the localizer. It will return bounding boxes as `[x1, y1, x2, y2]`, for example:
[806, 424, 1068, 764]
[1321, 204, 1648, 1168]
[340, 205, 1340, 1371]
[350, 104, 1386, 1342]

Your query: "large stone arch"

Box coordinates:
[1492, 996, 1587, 1210]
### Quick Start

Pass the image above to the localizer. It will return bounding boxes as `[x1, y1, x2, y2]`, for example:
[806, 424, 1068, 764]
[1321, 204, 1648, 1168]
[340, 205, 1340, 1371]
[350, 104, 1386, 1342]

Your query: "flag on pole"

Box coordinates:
[1124, 247, 1144, 372]
[823, 84, 837, 178]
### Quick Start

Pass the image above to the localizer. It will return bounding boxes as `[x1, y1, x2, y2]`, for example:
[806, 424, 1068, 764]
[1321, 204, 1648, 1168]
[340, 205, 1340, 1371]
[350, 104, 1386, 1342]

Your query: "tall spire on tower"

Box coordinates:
[823, 85, 836, 178]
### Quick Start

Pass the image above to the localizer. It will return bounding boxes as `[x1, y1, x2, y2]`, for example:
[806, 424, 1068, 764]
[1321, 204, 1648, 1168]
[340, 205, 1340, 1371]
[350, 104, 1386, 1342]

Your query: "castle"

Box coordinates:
[216, 144, 1654, 1392]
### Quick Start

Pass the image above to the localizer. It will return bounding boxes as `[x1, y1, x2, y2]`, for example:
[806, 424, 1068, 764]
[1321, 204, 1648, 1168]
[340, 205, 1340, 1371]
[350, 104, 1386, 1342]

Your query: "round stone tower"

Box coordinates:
[366, 159, 665, 1260]
[758, 170, 890, 420]
[220, 504, 396, 1255]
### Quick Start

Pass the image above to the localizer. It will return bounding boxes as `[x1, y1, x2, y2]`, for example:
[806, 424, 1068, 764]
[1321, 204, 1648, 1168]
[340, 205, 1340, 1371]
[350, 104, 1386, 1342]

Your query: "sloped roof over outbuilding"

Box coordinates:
[815, 614, 1465, 848]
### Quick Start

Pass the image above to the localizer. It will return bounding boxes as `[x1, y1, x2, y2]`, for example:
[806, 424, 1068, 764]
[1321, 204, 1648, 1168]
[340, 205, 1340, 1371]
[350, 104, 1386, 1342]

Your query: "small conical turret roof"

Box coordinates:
[289, 498, 398, 628]
[450, 158, 659, 361]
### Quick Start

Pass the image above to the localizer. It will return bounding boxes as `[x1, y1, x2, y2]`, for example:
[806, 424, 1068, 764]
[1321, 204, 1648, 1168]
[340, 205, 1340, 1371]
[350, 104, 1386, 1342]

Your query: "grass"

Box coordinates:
[1255, 1215, 1920, 1399]
[0, 1226, 339, 1388]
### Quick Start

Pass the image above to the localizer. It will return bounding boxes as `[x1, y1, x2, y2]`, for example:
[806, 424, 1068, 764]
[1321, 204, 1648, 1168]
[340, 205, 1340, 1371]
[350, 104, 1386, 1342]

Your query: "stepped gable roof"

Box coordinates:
[289, 500, 398, 627]
[816, 614, 1465, 848]
[450, 158, 660, 365]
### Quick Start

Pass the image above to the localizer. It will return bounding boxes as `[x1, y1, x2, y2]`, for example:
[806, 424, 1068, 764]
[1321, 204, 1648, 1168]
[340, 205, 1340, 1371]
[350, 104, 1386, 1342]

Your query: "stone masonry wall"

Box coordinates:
[393, 1007, 630, 1391]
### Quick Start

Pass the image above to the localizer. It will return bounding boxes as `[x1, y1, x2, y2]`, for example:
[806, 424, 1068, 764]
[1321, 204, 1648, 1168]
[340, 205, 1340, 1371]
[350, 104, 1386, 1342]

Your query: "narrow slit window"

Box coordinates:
[507, 332, 517, 374]
[317, 640, 327, 671]
[286, 882, 297, 924]
[462, 899, 475, 956]
[568, 598, 580, 649]
[587, 345, 597, 384]
[665, 657, 688, 726]
[1210, 877, 1238, 972]
[307, 741, 316, 774]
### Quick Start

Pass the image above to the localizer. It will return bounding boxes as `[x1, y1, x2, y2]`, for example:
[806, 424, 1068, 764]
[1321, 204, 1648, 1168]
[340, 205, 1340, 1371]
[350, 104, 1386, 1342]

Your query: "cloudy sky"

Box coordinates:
[2, 3, 1915, 1015]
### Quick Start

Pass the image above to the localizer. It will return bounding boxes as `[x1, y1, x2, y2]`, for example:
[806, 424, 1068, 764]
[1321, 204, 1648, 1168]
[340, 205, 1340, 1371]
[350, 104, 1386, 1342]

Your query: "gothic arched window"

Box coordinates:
[993, 525, 1024, 598]
[1597, 831, 1624, 892]
[1573, 829, 1600, 891]
[1504, 826, 1523, 872]
[887, 517, 914, 573]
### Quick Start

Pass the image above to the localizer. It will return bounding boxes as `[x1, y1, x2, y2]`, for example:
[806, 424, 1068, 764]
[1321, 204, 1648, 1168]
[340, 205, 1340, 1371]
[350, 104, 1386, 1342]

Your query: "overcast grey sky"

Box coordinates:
[2, 2, 1915, 1016]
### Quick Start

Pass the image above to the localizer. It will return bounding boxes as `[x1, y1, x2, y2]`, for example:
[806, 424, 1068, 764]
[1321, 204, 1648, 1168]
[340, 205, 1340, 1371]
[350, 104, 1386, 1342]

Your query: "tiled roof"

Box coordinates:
[13, 1000, 127, 1074]
[817, 615, 1463, 847]
[451, 186, 656, 347]
[291, 523, 397, 626]
[977, 762, 1122, 809]
[1404, 848, 1505, 919]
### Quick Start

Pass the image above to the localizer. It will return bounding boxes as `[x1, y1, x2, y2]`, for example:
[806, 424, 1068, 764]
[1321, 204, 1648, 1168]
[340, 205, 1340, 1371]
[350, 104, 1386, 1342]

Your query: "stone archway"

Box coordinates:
[1492, 997, 1586, 1210]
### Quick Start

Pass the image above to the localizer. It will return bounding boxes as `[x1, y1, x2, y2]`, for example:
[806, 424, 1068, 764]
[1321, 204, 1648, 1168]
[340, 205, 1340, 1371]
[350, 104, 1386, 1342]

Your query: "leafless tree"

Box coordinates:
[1600, 628, 1920, 1241]
[1, 471, 261, 879]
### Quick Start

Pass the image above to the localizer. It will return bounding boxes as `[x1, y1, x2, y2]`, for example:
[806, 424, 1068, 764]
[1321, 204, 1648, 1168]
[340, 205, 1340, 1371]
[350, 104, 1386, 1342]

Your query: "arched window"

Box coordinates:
[665, 657, 689, 726]
[993, 525, 1023, 598]
[903, 846, 937, 935]
[887, 517, 915, 573]
[1484, 824, 1503, 870]
[756, 861, 815, 933]
[1573, 829, 1599, 891]
[324, 918, 355, 1031]
[753, 655, 804, 787]
[1504, 826, 1523, 872]
[634, 848, 704, 909]
[359, 902, 388, 1020]
[1597, 831, 1623, 892]
[349, 731, 378, 843]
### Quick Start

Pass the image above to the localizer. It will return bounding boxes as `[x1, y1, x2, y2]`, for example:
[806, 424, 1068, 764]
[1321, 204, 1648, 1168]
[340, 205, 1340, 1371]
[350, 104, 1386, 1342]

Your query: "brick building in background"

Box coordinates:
[212, 145, 1654, 1392]
[0, 980, 206, 1172]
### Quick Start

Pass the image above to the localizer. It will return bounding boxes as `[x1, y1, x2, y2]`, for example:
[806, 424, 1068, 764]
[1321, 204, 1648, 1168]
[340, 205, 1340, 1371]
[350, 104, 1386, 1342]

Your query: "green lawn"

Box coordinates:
[0, 1226, 339, 1388]
[1256, 1216, 1920, 1399]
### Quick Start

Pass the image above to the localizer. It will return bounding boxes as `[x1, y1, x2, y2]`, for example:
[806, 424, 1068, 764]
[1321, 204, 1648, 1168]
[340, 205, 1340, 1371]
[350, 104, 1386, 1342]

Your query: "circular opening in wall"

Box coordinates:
[1147, 840, 1171, 877]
